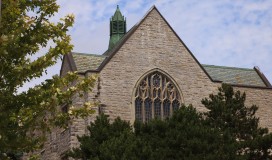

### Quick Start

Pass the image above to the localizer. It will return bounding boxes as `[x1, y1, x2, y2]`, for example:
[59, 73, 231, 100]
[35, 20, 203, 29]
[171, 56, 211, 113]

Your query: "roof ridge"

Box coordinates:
[202, 64, 254, 71]
[71, 52, 106, 57]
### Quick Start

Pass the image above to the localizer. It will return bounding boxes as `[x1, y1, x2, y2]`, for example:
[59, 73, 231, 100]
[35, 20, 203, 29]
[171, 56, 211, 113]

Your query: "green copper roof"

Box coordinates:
[108, 5, 126, 50]
[112, 5, 125, 21]
[71, 52, 106, 72]
[202, 64, 266, 87]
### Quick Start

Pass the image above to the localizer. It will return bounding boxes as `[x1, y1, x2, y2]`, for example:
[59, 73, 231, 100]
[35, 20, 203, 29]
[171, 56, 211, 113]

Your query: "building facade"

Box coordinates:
[40, 6, 272, 159]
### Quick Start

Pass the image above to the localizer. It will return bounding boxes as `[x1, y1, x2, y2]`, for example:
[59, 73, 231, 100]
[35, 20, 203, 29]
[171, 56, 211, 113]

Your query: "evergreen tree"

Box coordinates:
[67, 114, 138, 160]
[202, 84, 272, 159]
[69, 106, 237, 160]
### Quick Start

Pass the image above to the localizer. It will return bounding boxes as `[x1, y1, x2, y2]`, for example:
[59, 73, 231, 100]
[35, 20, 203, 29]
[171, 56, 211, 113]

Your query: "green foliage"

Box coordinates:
[202, 84, 272, 159]
[134, 106, 237, 160]
[69, 106, 237, 160]
[67, 114, 135, 160]
[69, 84, 272, 160]
[0, 0, 96, 158]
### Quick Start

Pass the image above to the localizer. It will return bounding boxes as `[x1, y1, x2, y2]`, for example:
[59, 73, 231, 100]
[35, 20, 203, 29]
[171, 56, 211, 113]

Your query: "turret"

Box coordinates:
[108, 5, 126, 50]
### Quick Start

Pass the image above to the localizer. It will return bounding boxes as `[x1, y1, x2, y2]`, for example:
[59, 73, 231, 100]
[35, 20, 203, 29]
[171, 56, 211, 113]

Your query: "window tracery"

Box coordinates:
[135, 71, 181, 122]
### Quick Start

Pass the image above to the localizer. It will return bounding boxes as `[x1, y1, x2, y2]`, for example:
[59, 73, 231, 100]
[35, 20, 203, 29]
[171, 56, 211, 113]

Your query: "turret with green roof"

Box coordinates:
[108, 5, 126, 50]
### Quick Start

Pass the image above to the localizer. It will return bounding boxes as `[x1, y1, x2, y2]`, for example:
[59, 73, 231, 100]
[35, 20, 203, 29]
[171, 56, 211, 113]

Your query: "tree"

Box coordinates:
[202, 84, 272, 159]
[67, 114, 138, 160]
[69, 84, 272, 159]
[68, 106, 237, 160]
[0, 1, 96, 159]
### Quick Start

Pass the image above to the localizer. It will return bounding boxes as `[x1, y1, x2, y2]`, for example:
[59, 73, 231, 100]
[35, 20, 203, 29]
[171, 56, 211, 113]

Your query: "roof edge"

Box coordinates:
[152, 7, 216, 82]
[254, 67, 272, 87]
[228, 82, 272, 90]
[202, 64, 254, 71]
[211, 81, 272, 89]
[78, 70, 100, 75]
[71, 52, 106, 57]
[60, 52, 77, 77]
[67, 52, 77, 71]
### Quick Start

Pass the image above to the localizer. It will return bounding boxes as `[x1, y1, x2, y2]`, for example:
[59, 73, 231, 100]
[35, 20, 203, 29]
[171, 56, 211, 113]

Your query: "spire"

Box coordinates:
[108, 5, 126, 50]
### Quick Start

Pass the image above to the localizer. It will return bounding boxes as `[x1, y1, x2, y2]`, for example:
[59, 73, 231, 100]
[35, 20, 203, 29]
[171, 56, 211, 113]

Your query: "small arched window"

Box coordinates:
[135, 71, 182, 122]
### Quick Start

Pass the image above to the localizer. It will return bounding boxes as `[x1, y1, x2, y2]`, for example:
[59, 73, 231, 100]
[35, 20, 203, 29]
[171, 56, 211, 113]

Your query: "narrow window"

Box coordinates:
[163, 99, 170, 118]
[112, 21, 117, 33]
[154, 98, 161, 119]
[172, 99, 180, 112]
[144, 98, 152, 122]
[135, 97, 142, 121]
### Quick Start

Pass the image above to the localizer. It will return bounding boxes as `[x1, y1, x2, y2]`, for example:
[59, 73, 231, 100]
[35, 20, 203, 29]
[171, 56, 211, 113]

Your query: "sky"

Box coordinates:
[20, 0, 272, 91]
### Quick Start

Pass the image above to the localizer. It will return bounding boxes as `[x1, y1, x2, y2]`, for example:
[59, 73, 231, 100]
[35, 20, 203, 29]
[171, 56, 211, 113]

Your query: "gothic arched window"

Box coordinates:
[135, 71, 182, 122]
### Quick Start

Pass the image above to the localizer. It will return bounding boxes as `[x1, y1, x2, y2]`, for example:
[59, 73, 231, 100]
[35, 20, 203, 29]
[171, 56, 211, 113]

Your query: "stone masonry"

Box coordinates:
[37, 6, 272, 160]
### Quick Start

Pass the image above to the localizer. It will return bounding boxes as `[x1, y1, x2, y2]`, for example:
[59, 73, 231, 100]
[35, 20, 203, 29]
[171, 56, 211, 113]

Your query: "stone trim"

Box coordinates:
[254, 67, 272, 87]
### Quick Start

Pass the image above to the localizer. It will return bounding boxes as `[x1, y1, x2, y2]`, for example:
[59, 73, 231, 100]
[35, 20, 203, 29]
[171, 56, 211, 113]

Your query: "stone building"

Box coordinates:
[42, 5, 272, 159]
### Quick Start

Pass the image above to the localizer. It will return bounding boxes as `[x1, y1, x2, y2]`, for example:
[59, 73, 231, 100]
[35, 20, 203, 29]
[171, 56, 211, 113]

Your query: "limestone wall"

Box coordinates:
[233, 86, 272, 131]
[99, 8, 219, 124]
[37, 7, 272, 160]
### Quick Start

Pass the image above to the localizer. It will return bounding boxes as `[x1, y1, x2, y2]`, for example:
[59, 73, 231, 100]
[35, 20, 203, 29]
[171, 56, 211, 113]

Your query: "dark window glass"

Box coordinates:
[135, 97, 142, 121]
[153, 88, 156, 98]
[145, 98, 152, 122]
[153, 74, 160, 87]
[163, 99, 170, 118]
[172, 99, 180, 112]
[112, 21, 117, 33]
[118, 22, 123, 32]
[154, 99, 161, 119]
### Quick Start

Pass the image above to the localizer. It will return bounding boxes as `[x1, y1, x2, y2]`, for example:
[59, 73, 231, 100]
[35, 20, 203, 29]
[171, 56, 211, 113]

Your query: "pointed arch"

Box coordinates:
[132, 68, 184, 122]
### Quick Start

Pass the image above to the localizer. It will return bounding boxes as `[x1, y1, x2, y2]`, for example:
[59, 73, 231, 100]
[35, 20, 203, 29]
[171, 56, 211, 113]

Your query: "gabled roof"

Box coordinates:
[71, 52, 106, 73]
[61, 6, 271, 89]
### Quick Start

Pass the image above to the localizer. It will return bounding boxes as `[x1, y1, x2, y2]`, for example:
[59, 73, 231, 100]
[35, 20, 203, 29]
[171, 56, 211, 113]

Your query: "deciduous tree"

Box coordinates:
[0, 0, 95, 158]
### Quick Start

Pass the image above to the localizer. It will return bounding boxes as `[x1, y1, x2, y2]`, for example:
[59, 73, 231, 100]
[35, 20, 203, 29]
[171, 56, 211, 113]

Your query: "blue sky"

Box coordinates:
[20, 0, 272, 91]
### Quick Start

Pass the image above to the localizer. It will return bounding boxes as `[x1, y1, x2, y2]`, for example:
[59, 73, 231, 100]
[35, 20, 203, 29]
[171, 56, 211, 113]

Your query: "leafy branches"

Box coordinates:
[0, 0, 96, 158]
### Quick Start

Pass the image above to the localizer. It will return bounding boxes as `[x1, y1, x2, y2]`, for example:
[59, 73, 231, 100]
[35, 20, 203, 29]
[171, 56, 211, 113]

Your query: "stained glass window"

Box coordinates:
[163, 99, 170, 118]
[153, 74, 160, 87]
[154, 98, 161, 119]
[135, 71, 182, 122]
[135, 97, 142, 121]
[145, 98, 152, 122]
[172, 99, 180, 112]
